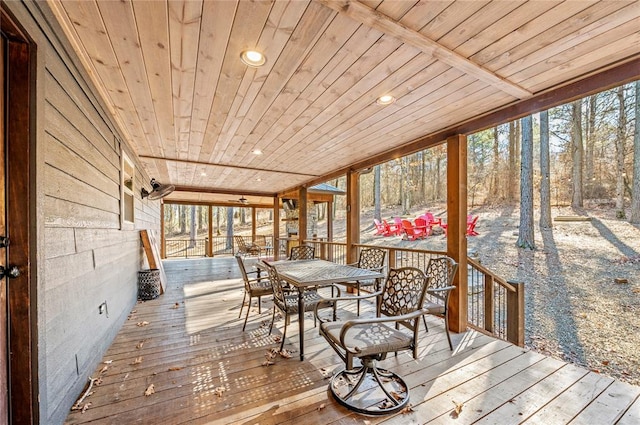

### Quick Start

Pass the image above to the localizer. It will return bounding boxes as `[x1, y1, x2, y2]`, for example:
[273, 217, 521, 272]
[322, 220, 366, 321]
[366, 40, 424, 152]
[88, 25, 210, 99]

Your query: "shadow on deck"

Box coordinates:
[65, 257, 640, 425]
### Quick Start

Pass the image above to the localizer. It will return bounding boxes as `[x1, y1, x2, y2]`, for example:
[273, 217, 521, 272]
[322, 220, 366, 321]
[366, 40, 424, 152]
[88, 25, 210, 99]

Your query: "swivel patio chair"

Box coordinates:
[262, 261, 340, 351]
[288, 244, 315, 260]
[235, 254, 272, 331]
[422, 256, 458, 350]
[315, 267, 428, 415]
[343, 247, 386, 315]
[235, 235, 261, 257]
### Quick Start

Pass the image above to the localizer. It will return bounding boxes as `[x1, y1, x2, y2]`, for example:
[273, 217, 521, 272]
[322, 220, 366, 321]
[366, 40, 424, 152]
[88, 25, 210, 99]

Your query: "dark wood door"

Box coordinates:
[0, 34, 8, 425]
[1, 6, 35, 421]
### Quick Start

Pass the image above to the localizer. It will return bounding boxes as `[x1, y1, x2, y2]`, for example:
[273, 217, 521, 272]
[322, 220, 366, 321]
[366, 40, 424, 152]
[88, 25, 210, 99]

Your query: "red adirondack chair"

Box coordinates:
[373, 219, 386, 236]
[383, 219, 402, 236]
[466, 215, 479, 236]
[401, 219, 426, 240]
[441, 215, 479, 237]
[423, 212, 442, 226]
[414, 217, 432, 237]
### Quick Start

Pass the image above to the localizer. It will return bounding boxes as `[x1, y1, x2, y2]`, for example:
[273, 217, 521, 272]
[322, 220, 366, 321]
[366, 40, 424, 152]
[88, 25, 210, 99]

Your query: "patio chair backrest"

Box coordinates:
[263, 262, 286, 311]
[235, 254, 252, 292]
[425, 257, 458, 303]
[358, 247, 386, 270]
[379, 267, 428, 318]
[289, 245, 315, 260]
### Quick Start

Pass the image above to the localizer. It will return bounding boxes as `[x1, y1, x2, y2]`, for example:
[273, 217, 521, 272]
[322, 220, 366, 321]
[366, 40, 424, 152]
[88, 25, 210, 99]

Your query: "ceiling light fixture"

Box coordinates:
[241, 50, 266, 67]
[252, 149, 263, 155]
[376, 94, 396, 105]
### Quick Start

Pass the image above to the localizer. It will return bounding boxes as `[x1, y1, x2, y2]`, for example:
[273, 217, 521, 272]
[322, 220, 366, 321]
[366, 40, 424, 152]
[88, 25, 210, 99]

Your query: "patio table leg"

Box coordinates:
[298, 289, 305, 361]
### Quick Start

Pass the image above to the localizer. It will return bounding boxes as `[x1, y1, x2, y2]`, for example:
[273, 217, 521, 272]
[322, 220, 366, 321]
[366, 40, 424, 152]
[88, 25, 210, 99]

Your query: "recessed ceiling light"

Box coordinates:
[252, 149, 263, 155]
[376, 94, 395, 105]
[201, 172, 207, 177]
[256, 178, 262, 182]
[241, 50, 266, 67]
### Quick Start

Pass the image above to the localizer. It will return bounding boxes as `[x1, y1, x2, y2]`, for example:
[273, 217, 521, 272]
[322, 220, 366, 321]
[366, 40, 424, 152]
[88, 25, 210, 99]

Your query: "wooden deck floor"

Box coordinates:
[65, 257, 640, 425]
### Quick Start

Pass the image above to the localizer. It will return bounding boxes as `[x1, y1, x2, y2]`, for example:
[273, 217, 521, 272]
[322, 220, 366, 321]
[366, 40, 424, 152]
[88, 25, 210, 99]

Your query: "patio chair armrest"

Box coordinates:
[427, 285, 456, 294]
[313, 291, 382, 323]
[346, 262, 358, 267]
[338, 309, 427, 353]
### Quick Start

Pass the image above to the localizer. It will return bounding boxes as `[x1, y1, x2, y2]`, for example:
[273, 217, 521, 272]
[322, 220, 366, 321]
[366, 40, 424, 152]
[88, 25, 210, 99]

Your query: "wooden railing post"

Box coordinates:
[484, 274, 494, 334]
[273, 196, 280, 260]
[506, 280, 525, 347]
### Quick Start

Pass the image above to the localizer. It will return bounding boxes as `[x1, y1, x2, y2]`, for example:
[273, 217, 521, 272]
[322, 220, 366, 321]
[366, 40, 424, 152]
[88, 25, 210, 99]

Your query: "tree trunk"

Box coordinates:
[615, 86, 627, 218]
[189, 206, 196, 247]
[226, 207, 234, 250]
[435, 154, 441, 201]
[216, 207, 221, 235]
[507, 121, 518, 202]
[180, 205, 186, 234]
[586, 94, 597, 196]
[571, 100, 584, 208]
[374, 165, 381, 221]
[517, 115, 535, 249]
[490, 126, 500, 199]
[631, 81, 640, 224]
[539, 110, 552, 229]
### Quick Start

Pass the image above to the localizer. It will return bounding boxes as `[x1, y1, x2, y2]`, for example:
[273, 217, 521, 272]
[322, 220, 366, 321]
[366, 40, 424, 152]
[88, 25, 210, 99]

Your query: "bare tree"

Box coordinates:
[374, 165, 381, 221]
[585, 94, 597, 196]
[490, 126, 500, 198]
[226, 207, 234, 249]
[615, 86, 627, 218]
[631, 81, 640, 224]
[189, 206, 196, 247]
[517, 115, 535, 249]
[540, 110, 552, 229]
[571, 100, 584, 208]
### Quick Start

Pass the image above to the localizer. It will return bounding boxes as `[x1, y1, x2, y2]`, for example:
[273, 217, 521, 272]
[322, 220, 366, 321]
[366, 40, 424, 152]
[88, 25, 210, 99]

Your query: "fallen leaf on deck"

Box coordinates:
[137, 321, 150, 327]
[400, 403, 414, 414]
[262, 360, 275, 366]
[451, 400, 464, 418]
[170, 303, 180, 309]
[131, 309, 137, 314]
[214, 387, 225, 397]
[168, 367, 182, 371]
[273, 336, 282, 343]
[144, 384, 155, 396]
[81, 402, 91, 413]
[363, 421, 371, 425]
[390, 391, 404, 401]
[136, 341, 144, 349]
[279, 349, 292, 359]
[602, 360, 610, 366]
[317, 403, 325, 411]
[131, 357, 143, 365]
[103, 360, 113, 364]
[378, 400, 394, 409]
[99, 366, 108, 375]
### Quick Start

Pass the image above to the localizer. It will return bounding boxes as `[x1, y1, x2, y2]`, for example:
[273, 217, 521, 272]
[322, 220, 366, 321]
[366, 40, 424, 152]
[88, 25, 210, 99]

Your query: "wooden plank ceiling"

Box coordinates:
[48, 0, 640, 203]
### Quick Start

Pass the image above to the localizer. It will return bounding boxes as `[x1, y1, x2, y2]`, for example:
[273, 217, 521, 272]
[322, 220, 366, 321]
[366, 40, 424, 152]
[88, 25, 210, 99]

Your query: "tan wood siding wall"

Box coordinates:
[5, 2, 161, 424]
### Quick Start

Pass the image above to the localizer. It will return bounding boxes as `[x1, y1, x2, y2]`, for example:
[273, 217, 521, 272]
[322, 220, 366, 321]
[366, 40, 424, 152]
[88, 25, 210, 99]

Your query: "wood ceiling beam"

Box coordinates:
[163, 200, 275, 209]
[139, 155, 319, 177]
[318, 0, 532, 99]
[171, 186, 276, 198]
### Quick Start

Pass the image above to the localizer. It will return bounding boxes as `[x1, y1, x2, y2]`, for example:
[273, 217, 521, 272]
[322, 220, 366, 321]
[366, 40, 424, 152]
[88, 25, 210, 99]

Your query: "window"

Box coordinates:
[122, 152, 135, 224]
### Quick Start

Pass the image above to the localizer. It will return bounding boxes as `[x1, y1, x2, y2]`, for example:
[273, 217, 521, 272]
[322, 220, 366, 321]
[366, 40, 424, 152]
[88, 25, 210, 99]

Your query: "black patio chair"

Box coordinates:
[342, 247, 386, 315]
[288, 245, 315, 260]
[315, 267, 428, 415]
[235, 254, 272, 331]
[422, 256, 458, 350]
[262, 261, 340, 352]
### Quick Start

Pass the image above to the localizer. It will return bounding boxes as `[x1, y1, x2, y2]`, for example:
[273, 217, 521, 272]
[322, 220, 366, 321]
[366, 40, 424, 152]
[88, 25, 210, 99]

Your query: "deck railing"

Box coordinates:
[304, 240, 524, 346]
[165, 239, 207, 258]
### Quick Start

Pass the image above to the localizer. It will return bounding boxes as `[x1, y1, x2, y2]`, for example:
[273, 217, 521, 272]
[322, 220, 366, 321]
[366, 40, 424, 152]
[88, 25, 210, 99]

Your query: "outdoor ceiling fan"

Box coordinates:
[228, 196, 249, 205]
[141, 178, 175, 200]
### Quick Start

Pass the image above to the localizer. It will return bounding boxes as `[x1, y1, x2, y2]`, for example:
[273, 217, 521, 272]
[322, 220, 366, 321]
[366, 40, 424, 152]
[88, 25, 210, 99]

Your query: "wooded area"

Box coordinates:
[163, 81, 640, 243]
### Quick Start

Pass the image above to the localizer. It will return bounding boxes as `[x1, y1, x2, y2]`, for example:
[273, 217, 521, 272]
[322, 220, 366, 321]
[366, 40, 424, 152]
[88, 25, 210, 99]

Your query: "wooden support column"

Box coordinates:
[273, 196, 280, 260]
[207, 205, 213, 257]
[251, 207, 257, 242]
[160, 203, 166, 258]
[346, 171, 360, 264]
[327, 200, 334, 261]
[298, 187, 308, 244]
[446, 134, 468, 334]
